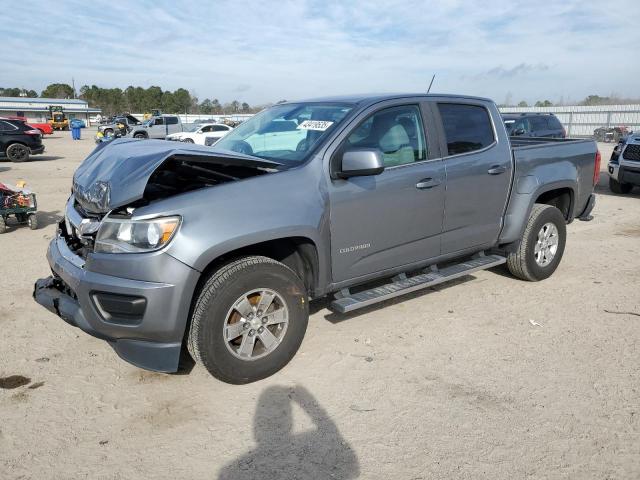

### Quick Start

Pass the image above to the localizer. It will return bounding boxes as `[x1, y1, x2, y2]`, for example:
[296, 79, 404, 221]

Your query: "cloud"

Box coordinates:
[485, 63, 550, 78]
[0, 0, 638, 105]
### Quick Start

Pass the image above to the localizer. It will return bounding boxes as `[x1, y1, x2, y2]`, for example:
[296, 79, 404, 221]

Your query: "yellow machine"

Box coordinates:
[48, 106, 69, 131]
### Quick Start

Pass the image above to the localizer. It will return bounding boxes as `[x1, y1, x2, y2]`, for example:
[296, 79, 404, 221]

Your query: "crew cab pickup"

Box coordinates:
[128, 114, 183, 139]
[34, 94, 598, 384]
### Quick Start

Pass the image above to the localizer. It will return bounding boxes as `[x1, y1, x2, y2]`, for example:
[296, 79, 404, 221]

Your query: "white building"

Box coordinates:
[0, 97, 101, 125]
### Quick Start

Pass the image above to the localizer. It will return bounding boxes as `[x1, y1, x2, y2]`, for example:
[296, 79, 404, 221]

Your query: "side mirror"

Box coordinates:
[338, 149, 385, 178]
[514, 128, 525, 136]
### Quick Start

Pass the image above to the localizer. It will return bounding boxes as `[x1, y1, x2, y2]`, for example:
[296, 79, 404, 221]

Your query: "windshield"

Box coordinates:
[213, 103, 354, 166]
[143, 118, 154, 127]
[184, 123, 200, 132]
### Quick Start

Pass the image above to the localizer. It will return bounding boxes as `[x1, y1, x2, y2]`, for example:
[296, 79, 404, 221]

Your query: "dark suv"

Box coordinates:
[0, 118, 45, 162]
[502, 113, 566, 138]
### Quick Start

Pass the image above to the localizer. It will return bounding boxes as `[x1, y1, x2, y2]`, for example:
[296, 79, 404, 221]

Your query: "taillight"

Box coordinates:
[24, 129, 40, 135]
[593, 150, 601, 186]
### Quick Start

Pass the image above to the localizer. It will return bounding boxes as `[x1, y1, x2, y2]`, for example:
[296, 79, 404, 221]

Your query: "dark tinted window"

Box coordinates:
[529, 116, 548, 131]
[547, 116, 563, 129]
[437, 103, 495, 155]
[154, 118, 164, 125]
[166, 117, 179, 125]
[346, 105, 427, 167]
[200, 125, 213, 133]
[212, 125, 229, 132]
[0, 121, 17, 132]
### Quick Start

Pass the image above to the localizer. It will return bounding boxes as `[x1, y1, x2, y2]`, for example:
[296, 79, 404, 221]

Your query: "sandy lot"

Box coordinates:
[0, 132, 639, 479]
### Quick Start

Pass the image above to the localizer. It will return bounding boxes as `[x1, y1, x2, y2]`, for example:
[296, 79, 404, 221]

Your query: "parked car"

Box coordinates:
[98, 114, 142, 137]
[593, 126, 629, 143]
[607, 131, 640, 193]
[128, 114, 183, 139]
[34, 93, 598, 383]
[0, 118, 44, 162]
[166, 123, 233, 145]
[4, 116, 53, 135]
[503, 113, 566, 138]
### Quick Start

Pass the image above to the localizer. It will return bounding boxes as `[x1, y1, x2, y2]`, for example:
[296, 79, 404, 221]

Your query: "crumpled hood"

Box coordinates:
[73, 138, 280, 213]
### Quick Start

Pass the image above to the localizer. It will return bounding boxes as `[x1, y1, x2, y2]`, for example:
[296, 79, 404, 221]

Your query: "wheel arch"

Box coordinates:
[499, 180, 576, 247]
[195, 236, 320, 298]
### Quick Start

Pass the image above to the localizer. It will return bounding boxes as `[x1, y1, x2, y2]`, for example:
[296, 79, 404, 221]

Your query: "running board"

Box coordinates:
[329, 254, 506, 314]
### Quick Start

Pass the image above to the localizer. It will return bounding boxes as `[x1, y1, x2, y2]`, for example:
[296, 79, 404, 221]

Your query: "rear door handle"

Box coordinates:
[416, 178, 441, 189]
[487, 165, 507, 175]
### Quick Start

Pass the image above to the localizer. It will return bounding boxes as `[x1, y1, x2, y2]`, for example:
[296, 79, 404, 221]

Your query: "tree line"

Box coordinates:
[503, 94, 640, 108]
[3, 84, 639, 112]
[0, 83, 267, 115]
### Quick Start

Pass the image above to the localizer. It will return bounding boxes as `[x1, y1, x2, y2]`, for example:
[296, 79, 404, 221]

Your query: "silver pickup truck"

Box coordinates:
[34, 93, 598, 384]
[128, 114, 183, 139]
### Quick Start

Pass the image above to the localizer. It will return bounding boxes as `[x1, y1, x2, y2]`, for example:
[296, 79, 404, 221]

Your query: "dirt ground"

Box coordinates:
[0, 132, 638, 479]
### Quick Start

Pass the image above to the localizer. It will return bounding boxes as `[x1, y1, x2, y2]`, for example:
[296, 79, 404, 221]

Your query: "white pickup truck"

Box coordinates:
[128, 114, 183, 139]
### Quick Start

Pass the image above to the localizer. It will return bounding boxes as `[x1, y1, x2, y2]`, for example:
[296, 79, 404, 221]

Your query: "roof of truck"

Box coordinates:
[290, 93, 493, 106]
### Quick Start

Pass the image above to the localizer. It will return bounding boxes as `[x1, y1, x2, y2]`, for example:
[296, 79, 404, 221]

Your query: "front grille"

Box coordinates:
[623, 144, 640, 161]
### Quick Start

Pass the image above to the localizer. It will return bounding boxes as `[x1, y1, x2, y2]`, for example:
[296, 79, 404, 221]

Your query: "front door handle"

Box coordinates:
[487, 165, 507, 175]
[416, 178, 441, 189]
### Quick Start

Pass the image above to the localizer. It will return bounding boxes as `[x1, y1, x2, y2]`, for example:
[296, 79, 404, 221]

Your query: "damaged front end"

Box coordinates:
[33, 139, 282, 372]
[72, 138, 281, 215]
[63, 139, 281, 258]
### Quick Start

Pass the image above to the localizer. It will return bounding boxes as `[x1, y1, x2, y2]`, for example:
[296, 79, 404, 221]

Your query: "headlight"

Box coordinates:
[94, 216, 181, 254]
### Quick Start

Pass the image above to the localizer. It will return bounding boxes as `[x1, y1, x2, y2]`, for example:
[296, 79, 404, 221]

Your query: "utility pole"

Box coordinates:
[72, 77, 76, 99]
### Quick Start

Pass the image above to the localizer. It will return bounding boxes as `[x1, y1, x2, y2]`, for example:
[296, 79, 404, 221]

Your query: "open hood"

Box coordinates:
[73, 138, 280, 214]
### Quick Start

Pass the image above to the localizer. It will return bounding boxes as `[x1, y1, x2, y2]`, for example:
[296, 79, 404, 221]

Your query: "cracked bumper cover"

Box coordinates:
[33, 235, 200, 372]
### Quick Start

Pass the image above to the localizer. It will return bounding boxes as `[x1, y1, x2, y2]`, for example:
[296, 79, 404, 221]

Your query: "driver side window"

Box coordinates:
[346, 105, 426, 167]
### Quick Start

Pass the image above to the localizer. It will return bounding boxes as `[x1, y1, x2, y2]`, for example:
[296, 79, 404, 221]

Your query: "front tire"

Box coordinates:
[6, 143, 30, 162]
[187, 256, 309, 384]
[182, 138, 194, 143]
[507, 204, 567, 281]
[133, 133, 147, 139]
[609, 177, 633, 194]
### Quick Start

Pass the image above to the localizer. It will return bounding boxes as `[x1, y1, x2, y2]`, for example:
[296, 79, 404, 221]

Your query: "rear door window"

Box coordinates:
[166, 117, 179, 125]
[437, 103, 495, 155]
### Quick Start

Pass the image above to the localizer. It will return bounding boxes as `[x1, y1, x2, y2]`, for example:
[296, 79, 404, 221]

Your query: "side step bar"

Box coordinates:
[329, 253, 506, 314]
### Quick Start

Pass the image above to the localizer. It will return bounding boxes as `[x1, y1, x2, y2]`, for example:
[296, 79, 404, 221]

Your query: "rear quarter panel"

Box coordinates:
[499, 139, 596, 244]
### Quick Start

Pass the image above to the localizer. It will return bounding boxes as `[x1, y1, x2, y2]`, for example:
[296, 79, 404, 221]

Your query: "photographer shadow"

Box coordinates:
[218, 385, 359, 480]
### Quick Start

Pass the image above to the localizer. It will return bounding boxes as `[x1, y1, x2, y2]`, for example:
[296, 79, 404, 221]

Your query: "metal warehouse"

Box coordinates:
[0, 97, 101, 125]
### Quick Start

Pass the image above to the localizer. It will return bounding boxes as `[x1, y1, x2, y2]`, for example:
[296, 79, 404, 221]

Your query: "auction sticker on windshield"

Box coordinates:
[297, 120, 334, 131]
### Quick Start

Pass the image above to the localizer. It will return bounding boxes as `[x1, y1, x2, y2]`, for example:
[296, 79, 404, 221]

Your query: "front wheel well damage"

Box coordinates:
[181, 237, 319, 355]
[197, 237, 319, 295]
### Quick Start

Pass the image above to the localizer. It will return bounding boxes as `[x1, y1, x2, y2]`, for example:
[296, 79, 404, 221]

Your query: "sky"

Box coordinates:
[0, 0, 638, 105]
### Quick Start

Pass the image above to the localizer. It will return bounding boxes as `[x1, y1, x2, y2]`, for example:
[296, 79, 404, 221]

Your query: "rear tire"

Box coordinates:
[6, 143, 30, 162]
[507, 204, 566, 281]
[28, 214, 38, 230]
[609, 177, 633, 194]
[0, 217, 6, 234]
[134, 133, 147, 139]
[187, 256, 308, 384]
